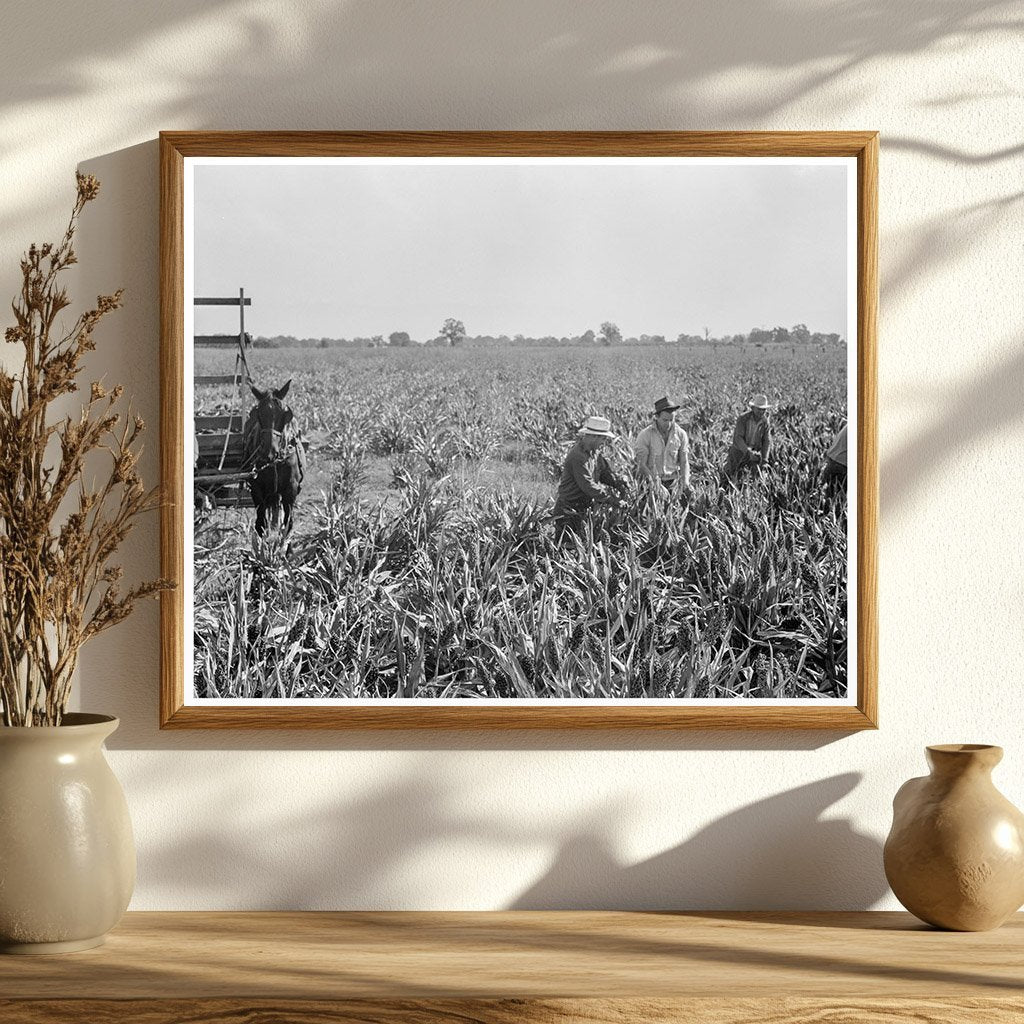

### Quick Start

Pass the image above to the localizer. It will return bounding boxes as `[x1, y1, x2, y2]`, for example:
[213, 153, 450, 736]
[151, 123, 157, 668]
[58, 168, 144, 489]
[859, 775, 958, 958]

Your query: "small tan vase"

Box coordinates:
[0, 713, 135, 953]
[884, 744, 1024, 931]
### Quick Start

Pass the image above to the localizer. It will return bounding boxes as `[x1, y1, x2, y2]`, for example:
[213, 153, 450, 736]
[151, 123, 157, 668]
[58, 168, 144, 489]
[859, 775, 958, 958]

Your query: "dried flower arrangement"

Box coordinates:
[0, 174, 171, 726]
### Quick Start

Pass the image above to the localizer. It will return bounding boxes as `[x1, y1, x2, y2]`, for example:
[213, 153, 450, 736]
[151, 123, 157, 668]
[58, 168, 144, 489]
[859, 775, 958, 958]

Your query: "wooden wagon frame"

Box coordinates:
[192, 289, 256, 507]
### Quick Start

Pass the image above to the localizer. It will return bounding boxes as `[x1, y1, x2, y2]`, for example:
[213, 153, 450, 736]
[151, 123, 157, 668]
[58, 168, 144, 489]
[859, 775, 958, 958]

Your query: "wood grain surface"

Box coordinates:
[856, 133, 880, 731]
[1, 912, 1021, 1001]
[4, 997, 1024, 1024]
[159, 132, 185, 731]
[159, 130, 879, 731]
[160, 129, 879, 157]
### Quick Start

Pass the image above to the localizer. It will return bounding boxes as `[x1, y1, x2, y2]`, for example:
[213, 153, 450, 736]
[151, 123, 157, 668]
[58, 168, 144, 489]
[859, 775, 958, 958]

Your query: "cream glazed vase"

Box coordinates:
[884, 744, 1024, 931]
[0, 713, 135, 953]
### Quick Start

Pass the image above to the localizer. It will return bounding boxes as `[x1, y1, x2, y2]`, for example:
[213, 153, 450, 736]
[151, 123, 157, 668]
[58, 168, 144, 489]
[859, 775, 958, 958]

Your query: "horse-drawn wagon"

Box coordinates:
[193, 289, 255, 508]
[193, 290, 307, 532]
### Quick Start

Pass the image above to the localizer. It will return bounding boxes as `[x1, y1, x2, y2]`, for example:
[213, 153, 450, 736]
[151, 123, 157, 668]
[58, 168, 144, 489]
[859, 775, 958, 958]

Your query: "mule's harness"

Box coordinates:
[243, 427, 303, 485]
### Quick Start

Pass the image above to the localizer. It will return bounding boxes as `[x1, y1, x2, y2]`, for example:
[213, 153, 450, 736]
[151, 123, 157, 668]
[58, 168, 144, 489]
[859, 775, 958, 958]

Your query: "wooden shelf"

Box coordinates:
[1, 911, 1021, 1022]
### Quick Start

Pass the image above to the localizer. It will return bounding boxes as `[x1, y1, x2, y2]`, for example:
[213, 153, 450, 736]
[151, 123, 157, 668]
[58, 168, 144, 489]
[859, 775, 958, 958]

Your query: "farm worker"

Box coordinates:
[634, 395, 690, 498]
[721, 393, 771, 484]
[552, 415, 628, 539]
[820, 421, 848, 494]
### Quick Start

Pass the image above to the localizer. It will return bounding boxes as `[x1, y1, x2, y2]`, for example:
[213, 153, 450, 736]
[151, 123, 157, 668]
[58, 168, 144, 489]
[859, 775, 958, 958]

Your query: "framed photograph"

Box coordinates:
[160, 131, 877, 730]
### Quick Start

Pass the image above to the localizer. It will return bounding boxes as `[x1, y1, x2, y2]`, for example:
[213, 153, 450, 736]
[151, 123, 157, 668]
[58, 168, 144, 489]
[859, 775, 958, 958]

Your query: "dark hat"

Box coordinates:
[654, 396, 681, 414]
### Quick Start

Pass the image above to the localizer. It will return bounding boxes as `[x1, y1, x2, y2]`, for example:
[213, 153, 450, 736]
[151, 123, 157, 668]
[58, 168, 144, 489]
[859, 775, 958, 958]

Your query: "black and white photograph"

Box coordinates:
[177, 143, 867, 717]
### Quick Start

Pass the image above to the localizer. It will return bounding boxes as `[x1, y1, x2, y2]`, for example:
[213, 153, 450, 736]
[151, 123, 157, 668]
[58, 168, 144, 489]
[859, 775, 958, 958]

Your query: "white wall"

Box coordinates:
[2, 0, 1021, 910]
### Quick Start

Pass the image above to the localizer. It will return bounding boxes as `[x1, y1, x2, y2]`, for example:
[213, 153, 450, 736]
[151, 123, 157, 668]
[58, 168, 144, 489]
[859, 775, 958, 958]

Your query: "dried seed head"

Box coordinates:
[113, 450, 138, 482]
[90, 381, 106, 401]
[95, 291, 123, 314]
[76, 171, 101, 202]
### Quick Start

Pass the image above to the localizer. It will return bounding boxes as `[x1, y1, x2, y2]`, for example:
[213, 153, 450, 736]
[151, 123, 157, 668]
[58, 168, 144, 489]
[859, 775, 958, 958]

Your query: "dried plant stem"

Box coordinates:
[0, 173, 172, 726]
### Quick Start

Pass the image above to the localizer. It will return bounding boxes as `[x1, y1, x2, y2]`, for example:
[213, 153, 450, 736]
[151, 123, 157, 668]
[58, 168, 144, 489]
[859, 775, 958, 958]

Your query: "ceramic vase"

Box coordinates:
[0, 713, 135, 953]
[884, 744, 1024, 931]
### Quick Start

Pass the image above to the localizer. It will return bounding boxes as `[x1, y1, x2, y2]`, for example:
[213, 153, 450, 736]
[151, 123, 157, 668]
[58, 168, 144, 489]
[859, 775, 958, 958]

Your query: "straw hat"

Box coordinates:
[747, 394, 770, 410]
[578, 415, 616, 438]
[654, 396, 681, 414]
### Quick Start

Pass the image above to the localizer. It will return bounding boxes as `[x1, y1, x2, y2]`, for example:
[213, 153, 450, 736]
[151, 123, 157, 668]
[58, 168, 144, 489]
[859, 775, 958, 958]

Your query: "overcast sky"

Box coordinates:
[192, 159, 850, 341]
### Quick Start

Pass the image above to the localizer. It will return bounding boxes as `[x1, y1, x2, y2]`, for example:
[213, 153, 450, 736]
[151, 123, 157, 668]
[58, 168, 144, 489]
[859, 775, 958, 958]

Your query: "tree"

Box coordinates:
[581, 328, 596, 345]
[791, 323, 811, 346]
[440, 317, 466, 347]
[771, 326, 790, 345]
[599, 321, 622, 346]
[389, 331, 412, 347]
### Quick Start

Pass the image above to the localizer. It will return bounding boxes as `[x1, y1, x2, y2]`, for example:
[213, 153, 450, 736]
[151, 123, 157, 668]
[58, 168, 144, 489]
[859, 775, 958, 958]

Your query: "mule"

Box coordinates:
[243, 380, 306, 535]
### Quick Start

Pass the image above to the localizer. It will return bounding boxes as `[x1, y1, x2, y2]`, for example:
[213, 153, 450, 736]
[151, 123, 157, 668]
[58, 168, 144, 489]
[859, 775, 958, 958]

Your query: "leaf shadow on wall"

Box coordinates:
[881, 190, 1023, 315]
[145, 0, 1017, 131]
[882, 334, 1024, 511]
[4, 0, 1013, 122]
[0, 0, 1018, 247]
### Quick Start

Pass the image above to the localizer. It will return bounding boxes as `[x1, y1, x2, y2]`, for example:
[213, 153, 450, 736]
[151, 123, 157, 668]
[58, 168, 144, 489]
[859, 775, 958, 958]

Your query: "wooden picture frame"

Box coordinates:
[160, 131, 877, 730]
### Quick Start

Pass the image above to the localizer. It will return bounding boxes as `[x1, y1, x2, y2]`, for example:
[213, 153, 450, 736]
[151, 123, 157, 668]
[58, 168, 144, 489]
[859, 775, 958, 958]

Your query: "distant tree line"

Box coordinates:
[252, 320, 843, 350]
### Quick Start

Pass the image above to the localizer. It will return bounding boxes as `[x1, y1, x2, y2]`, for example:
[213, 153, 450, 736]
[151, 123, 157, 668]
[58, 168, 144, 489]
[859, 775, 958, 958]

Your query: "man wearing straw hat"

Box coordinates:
[552, 414, 628, 538]
[722, 393, 772, 484]
[634, 395, 691, 500]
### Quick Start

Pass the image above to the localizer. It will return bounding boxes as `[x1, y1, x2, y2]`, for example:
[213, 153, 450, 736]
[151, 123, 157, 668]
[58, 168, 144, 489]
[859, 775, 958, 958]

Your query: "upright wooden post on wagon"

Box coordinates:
[193, 290, 256, 506]
[236, 287, 254, 392]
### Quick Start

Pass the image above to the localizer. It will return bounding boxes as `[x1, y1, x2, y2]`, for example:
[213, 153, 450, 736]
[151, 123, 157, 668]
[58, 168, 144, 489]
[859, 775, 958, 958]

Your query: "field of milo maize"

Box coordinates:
[192, 343, 849, 701]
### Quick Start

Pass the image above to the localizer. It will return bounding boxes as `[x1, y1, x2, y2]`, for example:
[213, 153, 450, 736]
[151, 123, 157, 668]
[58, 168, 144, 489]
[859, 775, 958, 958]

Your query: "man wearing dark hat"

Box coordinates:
[722, 393, 771, 484]
[634, 396, 691, 499]
[553, 415, 628, 539]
